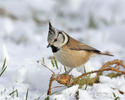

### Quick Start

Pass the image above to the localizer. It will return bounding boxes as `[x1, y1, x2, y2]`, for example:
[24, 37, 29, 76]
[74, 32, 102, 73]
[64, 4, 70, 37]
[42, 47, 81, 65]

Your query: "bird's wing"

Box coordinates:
[65, 36, 113, 56]
[67, 37, 101, 54]
[70, 43, 101, 53]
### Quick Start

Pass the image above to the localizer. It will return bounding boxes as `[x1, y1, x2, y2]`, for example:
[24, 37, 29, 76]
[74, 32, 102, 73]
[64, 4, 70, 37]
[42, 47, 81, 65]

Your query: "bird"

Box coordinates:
[47, 22, 113, 74]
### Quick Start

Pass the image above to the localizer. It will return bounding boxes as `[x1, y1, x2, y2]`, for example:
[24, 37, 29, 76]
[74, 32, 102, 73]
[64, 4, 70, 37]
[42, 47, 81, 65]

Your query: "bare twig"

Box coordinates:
[51, 86, 65, 89]
[47, 59, 125, 95]
[75, 67, 125, 81]
[47, 74, 55, 95]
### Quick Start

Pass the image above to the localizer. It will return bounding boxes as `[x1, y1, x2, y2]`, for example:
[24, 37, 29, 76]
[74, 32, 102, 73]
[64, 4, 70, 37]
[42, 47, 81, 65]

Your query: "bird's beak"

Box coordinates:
[47, 43, 51, 48]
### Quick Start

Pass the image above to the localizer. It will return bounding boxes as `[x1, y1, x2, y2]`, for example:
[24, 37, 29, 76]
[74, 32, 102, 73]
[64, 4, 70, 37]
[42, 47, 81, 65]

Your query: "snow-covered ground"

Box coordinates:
[0, 0, 125, 99]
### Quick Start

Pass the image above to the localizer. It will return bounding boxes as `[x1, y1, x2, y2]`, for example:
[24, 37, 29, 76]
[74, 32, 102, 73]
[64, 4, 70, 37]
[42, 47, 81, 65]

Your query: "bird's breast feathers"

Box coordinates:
[54, 46, 92, 67]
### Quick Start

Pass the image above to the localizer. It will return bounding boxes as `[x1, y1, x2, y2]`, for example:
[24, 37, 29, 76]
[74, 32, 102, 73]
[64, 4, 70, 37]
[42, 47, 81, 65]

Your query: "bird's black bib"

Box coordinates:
[51, 45, 60, 53]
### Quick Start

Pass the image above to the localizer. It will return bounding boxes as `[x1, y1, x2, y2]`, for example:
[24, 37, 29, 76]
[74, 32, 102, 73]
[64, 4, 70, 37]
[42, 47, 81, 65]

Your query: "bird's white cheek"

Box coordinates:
[53, 42, 62, 48]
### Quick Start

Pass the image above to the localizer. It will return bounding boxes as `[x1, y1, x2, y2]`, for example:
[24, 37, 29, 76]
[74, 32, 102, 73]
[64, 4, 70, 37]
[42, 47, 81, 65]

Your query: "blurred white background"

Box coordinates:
[0, 0, 125, 99]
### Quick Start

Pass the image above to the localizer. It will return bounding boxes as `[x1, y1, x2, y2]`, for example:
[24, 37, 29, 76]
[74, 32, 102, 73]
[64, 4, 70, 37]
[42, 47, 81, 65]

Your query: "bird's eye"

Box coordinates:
[58, 32, 62, 34]
[54, 38, 57, 42]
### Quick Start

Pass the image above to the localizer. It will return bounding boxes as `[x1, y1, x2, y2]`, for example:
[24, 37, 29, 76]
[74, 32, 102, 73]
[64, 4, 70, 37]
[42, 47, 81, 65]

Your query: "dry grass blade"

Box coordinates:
[37, 59, 55, 74]
[41, 63, 55, 74]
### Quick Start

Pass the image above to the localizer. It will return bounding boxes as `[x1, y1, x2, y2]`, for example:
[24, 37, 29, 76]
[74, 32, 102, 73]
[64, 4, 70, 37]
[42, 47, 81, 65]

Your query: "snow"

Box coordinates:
[51, 85, 79, 100]
[0, 0, 125, 99]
